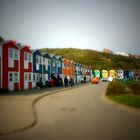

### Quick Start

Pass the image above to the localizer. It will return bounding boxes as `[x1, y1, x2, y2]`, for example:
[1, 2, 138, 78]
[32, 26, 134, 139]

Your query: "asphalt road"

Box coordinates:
[1, 82, 140, 140]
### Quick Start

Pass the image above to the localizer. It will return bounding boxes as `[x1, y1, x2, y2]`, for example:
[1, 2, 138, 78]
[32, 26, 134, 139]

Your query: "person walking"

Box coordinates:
[70, 77, 74, 87]
[64, 76, 68, 87]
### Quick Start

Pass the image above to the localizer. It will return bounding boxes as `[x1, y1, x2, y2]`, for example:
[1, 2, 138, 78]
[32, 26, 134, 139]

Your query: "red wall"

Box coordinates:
[20, 46, 32, 90]
[29, 82, 32, 89]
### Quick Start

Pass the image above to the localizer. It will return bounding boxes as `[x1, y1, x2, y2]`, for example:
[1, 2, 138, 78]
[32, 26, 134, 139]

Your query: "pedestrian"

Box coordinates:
[70, 77, 74, 87]
[64, 76, 68, 87]
[84, 76, 86, 83]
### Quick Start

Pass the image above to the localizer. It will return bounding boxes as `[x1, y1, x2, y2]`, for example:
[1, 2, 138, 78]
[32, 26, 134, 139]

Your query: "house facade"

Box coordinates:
[32, 50, 44, 88]
[55, 56, 62, 77]
[43, 52, 51, 80]
[0, 40, 20, 91]
[50, 54, 57, 77]
[20, 46, 32, 90]
[62, 58, 69, 80]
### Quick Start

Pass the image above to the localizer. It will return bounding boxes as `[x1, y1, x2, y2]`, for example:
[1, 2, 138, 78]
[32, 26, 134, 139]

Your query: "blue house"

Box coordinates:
[55, 56, 62, 77]
[32, 50, 50, 87]
[74, 62, 81, 83]
[43, 52, 51, 80]
[32, 50, 42, 87]
[50, 54, 57, 77]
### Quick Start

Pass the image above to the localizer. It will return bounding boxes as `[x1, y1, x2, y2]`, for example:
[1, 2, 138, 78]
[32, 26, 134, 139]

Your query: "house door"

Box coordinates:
[24, 73, 28, 89]
[8, 72, 14, 91]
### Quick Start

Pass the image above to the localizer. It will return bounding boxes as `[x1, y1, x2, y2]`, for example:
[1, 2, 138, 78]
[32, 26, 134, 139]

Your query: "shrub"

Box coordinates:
[106, 81, 126, 95]
[128, 81, 140, 95]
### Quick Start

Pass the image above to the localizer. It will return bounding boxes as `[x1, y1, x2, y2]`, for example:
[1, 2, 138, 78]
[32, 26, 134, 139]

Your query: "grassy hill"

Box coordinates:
[40, 48, 140, 70]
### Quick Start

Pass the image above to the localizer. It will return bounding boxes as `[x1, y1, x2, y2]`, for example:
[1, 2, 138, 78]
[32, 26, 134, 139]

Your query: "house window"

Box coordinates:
[24, 53, 28, 61]
[62, 63, 64, 68]
[33, 74, 36, 81]
[9, 73, 13, 81]
[48, 59, 50, 65]
[29, 73, 32, 81]
[8, 58, 14, 68]
[36, 63, 39, 70]
[24, 60, 28, 69]
[36, 56, 39, 63]
[58, 61, 61, 67]
[40, 56, 42, 63]
[36, 74, 39, 81]
[8, 48, 14, 58]
[14, 73, 19, 82]
[45, 59, 48, 70]
[14, 49, 19, 60]
[42, 74, 45, 81]
[28, 54, 32, 62]
[43, 57, 45, 63]
[53, 61, 55, 67]
[24, 73, 28, 81]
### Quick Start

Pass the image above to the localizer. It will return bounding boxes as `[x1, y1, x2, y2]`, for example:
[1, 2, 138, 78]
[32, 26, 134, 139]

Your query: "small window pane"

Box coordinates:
[9, 73, 13, 81]
[36, 74, 39, 81]
[24, 53, 28, 60]
[25, 74, 28, 81]
[14, 49, 19, 59]
[29, 73, 31, 81]
[36, 56, 39, 63]
[9, 48, 13, 58]
[28, 54, 31, 62]
[14, 73, 18, 82]
[40, 57, 42, 63]
[33, 74, 36, 81]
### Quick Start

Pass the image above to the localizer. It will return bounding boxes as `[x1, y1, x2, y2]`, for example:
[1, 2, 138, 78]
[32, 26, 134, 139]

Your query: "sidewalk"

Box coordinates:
[0, 83, 89, 135]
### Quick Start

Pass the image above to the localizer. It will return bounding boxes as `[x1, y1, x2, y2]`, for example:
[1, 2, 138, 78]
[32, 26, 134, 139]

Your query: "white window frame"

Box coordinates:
[33, 73, 36, 82]
[36, 55, 39, 63]
[24, 73, 28, 81]
[24, 53, 28, 61]
[28, 73, 32, 82]
[14, 49, 19, 60]
[28, 53, 32, 62]
[9, 73, 13, 82]
[14, 72, 19, 82]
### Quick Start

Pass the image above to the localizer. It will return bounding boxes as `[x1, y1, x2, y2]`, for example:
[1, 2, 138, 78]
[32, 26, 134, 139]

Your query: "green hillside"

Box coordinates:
[40, 48, 140, 70]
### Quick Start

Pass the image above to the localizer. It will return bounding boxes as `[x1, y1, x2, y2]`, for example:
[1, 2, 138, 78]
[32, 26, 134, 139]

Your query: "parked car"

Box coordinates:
[91, 77, 99, 84]
[108, 76, 113, 82]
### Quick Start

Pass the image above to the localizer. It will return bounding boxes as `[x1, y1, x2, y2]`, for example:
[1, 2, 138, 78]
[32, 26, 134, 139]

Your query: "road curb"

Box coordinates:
[0, 83, 90, 136]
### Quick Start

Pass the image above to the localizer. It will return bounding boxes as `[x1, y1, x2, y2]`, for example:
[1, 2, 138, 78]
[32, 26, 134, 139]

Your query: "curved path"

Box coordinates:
[1, 82, 140, 140]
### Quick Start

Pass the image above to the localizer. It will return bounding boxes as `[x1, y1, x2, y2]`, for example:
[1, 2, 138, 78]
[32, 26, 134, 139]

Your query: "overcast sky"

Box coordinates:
[0, 0, 140, 54]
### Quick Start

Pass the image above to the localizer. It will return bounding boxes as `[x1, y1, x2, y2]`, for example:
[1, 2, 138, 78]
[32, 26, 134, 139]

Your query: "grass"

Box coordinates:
[108, 94, 140, 109]
[106, 80, 140, 109]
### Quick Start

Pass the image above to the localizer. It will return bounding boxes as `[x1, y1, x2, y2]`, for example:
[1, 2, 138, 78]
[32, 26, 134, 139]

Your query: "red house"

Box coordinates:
[19, 45, 32, 90]
[0, 40, 20, 91]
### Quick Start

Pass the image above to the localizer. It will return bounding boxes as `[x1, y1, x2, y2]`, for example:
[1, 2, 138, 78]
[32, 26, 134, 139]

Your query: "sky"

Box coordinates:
[0, 0, 140, 54]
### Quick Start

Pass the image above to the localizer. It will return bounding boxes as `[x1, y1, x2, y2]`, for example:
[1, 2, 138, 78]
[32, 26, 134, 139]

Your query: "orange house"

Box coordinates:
[70, 60, 74, 78]
[62, 58, 69, 78]
[62, 58, 74, 80]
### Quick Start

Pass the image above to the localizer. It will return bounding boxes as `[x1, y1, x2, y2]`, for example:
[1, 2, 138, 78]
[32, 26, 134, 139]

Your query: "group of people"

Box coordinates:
[64, 76, 74, 87]
[48, 74, 74, 87]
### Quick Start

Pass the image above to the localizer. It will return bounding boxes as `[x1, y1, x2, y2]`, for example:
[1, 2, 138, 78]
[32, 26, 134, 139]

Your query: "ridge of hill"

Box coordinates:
[40, 48, 140, 70]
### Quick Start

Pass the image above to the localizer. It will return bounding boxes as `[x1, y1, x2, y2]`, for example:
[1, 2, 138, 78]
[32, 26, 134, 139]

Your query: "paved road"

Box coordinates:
[1, 82, 140, 140]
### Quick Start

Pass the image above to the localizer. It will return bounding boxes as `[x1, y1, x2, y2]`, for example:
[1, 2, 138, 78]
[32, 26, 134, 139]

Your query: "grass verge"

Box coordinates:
[106, 80, 140, 109]
[107, 94, 140, 109]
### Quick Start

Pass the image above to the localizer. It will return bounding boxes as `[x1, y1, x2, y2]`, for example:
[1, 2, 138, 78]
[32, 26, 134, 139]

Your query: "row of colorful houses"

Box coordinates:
[0, 40, 92, 91]
[92, 69, 140, 81]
